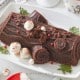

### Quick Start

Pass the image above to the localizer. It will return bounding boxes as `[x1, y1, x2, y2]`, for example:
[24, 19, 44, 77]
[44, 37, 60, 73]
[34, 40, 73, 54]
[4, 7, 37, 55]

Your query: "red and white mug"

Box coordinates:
[7, 72, 30, 80]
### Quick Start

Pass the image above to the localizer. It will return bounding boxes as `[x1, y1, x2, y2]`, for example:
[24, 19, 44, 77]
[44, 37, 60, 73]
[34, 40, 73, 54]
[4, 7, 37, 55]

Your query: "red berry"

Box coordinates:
[50, 43, 54, 46]
[16, 30, 19, 33]
[48, 34, 51, 37]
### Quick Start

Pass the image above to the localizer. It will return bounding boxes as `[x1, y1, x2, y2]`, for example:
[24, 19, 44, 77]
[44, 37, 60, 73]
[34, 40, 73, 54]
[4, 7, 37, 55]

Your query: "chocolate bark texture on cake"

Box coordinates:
[44, 37, 80, 65]
[36, 23, 77, 39]
[38, 23, 80, 65]
[29, 10, 48, 25]
[0, 11, 48, 48]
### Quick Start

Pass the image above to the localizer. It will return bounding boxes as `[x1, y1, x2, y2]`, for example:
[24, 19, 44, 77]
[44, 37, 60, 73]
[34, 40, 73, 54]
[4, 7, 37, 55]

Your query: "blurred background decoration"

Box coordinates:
[14, 0, 28, 3]
[0, 0, 9, 9]
[63, 0, 80, 14]
[36, 0, 60, 8]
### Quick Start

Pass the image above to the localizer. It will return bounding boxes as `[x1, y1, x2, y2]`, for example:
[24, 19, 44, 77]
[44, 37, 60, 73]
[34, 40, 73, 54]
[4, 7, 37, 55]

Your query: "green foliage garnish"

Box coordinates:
[58, 64, 72, 74]
[19, 7, 29, 16]
[69, 27, 80, 35]
[0, 46, 8, 54]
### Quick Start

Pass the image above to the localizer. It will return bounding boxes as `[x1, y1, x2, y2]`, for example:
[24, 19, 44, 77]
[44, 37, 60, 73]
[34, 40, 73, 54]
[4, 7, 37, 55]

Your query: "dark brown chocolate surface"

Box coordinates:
[0, 11, 80, 66]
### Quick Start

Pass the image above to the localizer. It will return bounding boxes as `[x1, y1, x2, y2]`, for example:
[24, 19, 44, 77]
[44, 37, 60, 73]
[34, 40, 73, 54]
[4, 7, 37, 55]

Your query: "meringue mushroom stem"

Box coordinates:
[20, 48, 31, 59]
[9, 42, 21, 57]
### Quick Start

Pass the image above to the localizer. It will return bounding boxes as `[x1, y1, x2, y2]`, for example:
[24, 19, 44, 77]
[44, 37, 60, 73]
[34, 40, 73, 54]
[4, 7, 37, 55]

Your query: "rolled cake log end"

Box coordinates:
[32, 45, 50, 64]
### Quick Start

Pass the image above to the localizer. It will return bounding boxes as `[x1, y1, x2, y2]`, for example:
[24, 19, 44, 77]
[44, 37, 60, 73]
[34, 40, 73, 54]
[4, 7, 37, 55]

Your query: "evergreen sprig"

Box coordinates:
[69, 27, 80, 35]
[0, 46, 8, 54]
[19, 7, 29, 16]
[58, 64, 72, 74]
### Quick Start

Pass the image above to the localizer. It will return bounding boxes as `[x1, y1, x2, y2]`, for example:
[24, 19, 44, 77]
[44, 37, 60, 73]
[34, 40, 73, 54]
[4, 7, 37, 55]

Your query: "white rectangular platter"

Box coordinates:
[0, 2, 80, 79]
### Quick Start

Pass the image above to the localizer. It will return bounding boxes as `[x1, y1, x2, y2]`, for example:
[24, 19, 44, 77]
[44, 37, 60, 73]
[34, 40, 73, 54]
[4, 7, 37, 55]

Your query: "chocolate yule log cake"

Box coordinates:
[0, 10, 80, 66]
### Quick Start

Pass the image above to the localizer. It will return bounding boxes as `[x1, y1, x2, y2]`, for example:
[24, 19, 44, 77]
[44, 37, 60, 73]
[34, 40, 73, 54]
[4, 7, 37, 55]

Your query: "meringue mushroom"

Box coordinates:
[20, 48, 31, 59]
[9, 42, 21, 56]
[20, 73, 30, 80]
[28, 59, 34, 65]
[41, 26, 46, 31]
[24, 20, 34, 31]
[2, 68, 10, 76]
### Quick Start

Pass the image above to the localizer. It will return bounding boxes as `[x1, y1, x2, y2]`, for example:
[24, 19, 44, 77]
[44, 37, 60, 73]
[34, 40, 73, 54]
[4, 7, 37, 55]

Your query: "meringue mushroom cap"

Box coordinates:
[2, 68, 10, 76]
[28, 59, 34, 65]
[20, 73, 30, 80]
[20, 48, 31, 59]
[9, 42, 21, 56]
[41, 26, 46, 31]
[24, 20, 34, 31]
